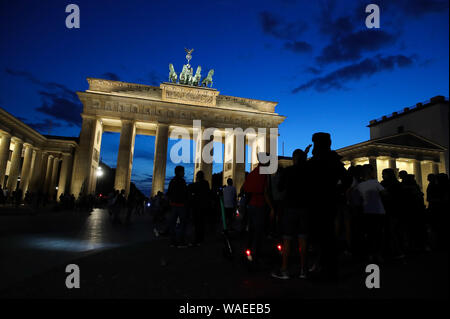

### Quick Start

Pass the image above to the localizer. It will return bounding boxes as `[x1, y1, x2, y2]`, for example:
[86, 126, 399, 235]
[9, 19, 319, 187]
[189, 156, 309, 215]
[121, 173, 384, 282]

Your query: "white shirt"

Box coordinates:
[223, 185, 237, 208]
[356, 179, 386, 214]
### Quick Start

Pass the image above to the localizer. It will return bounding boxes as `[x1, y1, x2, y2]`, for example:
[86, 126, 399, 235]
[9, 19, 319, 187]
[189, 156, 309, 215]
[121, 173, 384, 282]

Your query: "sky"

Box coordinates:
[0, 0, 448, 195]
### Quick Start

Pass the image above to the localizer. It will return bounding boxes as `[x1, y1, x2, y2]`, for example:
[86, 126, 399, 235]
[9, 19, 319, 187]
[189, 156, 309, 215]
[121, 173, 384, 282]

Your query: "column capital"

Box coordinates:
[11, 136, 24, 143]
[121, 119, 136, 125]
[81, 114, 97, 120]
[23, 142, 34, 148]
[1, 131, 12, 138]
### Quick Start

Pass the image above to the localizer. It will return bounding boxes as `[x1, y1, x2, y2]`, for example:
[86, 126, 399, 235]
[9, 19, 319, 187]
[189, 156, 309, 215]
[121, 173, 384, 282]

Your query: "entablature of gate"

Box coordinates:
[83, 78, 283, 117]
[78, 84, 285, 132]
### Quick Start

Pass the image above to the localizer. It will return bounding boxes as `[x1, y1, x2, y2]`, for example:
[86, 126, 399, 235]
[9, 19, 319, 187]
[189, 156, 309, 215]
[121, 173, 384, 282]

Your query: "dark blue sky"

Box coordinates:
[1, 0, 448, 195]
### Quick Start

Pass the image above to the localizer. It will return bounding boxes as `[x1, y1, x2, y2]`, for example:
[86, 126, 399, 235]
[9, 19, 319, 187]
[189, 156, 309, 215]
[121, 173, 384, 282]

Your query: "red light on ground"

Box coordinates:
[277, 244, 282, 251]
[245, 249, 251, 256]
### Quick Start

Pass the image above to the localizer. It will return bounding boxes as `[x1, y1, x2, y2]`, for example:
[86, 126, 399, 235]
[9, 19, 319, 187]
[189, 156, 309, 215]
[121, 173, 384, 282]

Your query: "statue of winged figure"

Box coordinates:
[168, 63, 177, 83]
[201, 69, 214, 87]
[185, 48, 194, 64]
[192, 66, 202, 86]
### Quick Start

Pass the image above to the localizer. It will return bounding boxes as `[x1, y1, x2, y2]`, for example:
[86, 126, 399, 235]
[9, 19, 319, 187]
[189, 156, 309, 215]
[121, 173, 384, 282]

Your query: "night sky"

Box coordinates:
[0, 0, 448, 195]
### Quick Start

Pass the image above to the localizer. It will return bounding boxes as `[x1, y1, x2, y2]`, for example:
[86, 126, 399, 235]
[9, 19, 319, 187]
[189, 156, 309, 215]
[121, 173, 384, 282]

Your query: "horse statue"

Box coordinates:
[168, 64, 177, 83]
[179, 64, 188, 84]
[201, 69, 214, 87]
[192, 66, 202, 86]
[186, 66, 194, 85]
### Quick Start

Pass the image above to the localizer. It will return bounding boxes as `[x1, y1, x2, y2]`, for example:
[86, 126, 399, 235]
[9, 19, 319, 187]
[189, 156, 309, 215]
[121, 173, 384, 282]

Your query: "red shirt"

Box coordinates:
[242, 165, 268, 207]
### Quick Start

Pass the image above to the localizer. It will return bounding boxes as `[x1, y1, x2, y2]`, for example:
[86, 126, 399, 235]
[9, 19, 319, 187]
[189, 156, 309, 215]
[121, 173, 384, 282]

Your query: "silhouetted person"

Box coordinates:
[223, 178, 237, 231]
[381, 168, 405, 258]
[188, 170, 211, 246]
[272, 147, 310, 280]
[167, 165, 189, 248]
[112, 190, 125, 224]
[433, 173, 449, 249]
[401, 174, 426, 252]
[306, 132, 347, 281]
[242, 152, 274, 263]
[0, 186, 5, 205]
[356, 164, 386, 263]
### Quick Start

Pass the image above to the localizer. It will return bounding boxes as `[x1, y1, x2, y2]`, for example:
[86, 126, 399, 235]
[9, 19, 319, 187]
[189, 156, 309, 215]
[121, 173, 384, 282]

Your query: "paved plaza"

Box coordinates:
[0, 207, 447, 299]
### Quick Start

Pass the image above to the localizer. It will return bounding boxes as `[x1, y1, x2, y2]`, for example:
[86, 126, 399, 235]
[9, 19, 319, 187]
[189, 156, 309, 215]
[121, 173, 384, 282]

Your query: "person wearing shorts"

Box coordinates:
[272, 148, 310, 280]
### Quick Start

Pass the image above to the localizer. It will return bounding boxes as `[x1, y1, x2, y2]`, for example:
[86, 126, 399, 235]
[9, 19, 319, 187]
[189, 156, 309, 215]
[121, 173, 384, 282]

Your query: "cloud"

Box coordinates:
[101, 72, 120, 81]
[134, 149, 154, 160]
[259, 11, 308, 40]
[317, 30, 397, 65]
[20, 118, 64, 134]
[284, 41, 312, 53]
[5, 68, 82, 127]
[292, 54, 415, 93]
[305, 67, 322, 75]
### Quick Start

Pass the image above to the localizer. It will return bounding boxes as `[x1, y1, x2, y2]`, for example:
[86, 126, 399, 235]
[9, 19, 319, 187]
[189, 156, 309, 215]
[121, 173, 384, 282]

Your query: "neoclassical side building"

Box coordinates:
[337, 95, 448, 197]
[0, 108, 77, 199]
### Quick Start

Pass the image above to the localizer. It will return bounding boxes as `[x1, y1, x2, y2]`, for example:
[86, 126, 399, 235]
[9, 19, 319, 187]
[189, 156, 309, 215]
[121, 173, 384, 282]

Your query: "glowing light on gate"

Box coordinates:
[236, 209, 239, 217]
[245, 249, 251, 256]
[277, 244, 282, 252]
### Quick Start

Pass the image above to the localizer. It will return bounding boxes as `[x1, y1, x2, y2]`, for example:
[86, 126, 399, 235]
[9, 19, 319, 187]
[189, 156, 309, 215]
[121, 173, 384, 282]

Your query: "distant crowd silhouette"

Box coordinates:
[147, 132, 449, 282]
[1, 132, 448, 283]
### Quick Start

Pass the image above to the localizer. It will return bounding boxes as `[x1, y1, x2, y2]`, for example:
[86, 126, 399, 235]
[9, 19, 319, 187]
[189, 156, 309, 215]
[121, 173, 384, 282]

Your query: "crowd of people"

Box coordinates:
[151, 131, 449, 283]
[1, 131, 448, 283]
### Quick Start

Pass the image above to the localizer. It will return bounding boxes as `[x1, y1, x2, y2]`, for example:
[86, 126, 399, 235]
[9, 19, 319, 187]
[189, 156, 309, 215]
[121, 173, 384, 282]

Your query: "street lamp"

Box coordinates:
[96, 166, 103, 177]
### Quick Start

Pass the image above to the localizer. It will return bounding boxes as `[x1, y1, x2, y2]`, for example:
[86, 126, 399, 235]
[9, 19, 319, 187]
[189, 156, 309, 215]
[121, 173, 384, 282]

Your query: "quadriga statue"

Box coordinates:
[179, 64, 188, 84]
[168, 64, 177, 83]
[192, 66, 202, 86]
[201, 69, 214, 87]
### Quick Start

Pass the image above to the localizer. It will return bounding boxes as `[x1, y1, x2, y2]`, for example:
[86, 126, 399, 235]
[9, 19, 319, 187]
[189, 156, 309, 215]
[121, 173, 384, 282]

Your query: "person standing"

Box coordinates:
[223, 178, 237, 231]
[272, 147, 310, 280]
[167, 166, 189, 248]
[306, 132, 348, 282]
[242, 153, 274, 264]
[188, 171, 211, 246]
[356, 164, 386, 263]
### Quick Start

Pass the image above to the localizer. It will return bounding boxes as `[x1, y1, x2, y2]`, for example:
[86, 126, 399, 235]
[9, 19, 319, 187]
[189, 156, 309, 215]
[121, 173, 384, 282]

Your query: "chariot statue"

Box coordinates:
[192, 66, 202, 86]
[168, 63, 177, 83]
[201, 69, 214, 87]
[179, 64, 188, 84]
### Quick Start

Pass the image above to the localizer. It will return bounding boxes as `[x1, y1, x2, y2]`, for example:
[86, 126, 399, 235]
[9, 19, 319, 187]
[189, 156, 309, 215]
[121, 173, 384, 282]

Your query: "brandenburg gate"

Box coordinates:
[71, 51, 286, 197]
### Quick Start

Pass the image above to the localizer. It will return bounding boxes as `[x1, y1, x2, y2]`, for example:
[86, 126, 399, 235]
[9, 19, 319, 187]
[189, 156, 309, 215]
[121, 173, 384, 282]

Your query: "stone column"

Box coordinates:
[151, 123, 169, 197]
[57, 153, 73, 200]
[70, 115, 103, 197]
[44, 155, 54, 195]
[49, 157, 60, 199]
[388, 157, 398, 177]
[0, 132, 12, 187]
[39, 153, 50, 193]
[194, 126, 214, 187]
[223, 130, 236, 186]
[114, 120, 136, 196]
[29, 149, 44, 192]
[413, 159, 423, 190]
[249, 134, 260, 171]
[6, 138, 24, 192]
[19, 144, 34, 195]
[432, 161, 440, 175]
[234, 131, 246, 194]
[369, 156, 378, 180]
